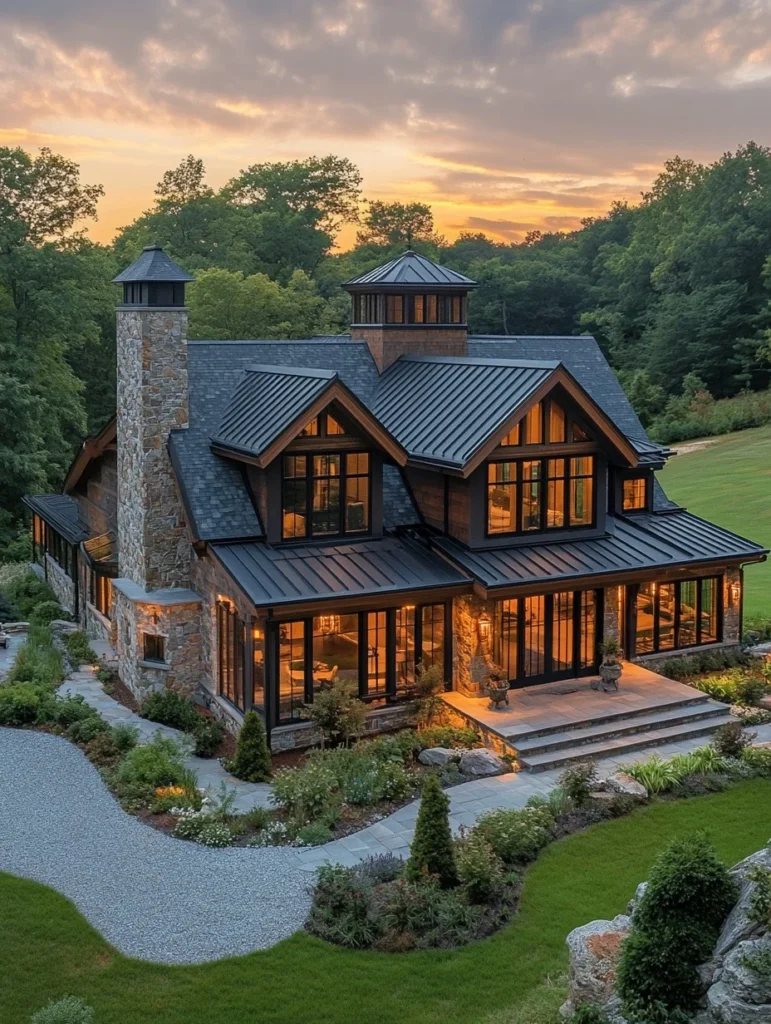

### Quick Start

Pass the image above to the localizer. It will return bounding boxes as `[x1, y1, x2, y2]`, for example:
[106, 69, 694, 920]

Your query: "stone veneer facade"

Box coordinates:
[44, 554, 77, 617]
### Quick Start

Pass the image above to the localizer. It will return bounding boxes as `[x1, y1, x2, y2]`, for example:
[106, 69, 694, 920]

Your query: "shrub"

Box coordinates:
[296, 822, 334, 846]
[307, 863, 379, 949]
[110, 723, 139, 752]
[740, 942, 771, 978]
[7, 626, 65, 688]
[623, 747, 729, 795]
[191, 716, 225, 758]
[618, 833, 738, 1016]
[241, 805, 271, 831]
[140, 688, 199, 731]
[4, 571, 56, 618]
[300, 681, 367, 746]
[455, 831, 506, 903]
[572, 1005, 611, 1024]
[558, 761, 598, 808]
[747, 864, 771, 928]
[227, 710, 271, 782]
[742, 744, 771, 777]
[415, 725, 478, 750]
[526, 785, 574, 818]
[112, 734, 188, 789]
[271, 760, 341, 825]
[0, 683, 55, 725]
[63, 631, 97, 665]
[712, 721, 754, 759]
[66, 714, 108, 744]
[406, 774, 457, 887]
[472, 806, 554, 865]
[670, 772, 731, 798]
[412, 662, 447, 727]
[196, 821, 234, 847]
[690, 668, 770, 707]
[658, 649, 751, 682]
[85, 730, 122, 767]
[29, 600, 66, 626]
[51, 694, 94, 728]
[172, 815, 207, 840]
[356, 853, 404, 885]
[30, 995, 95, 1024]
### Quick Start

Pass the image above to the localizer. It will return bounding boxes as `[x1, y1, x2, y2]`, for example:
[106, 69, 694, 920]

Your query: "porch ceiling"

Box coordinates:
[210, 535, 471, 609]
[433, 509, 767, 592]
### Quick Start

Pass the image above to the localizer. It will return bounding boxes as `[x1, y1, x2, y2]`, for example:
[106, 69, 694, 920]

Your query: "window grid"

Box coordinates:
[282, 451, 371, 540]
[487, 455, 595, 536]
[634, 577, 721, 656]
[622, 476, 647, 511]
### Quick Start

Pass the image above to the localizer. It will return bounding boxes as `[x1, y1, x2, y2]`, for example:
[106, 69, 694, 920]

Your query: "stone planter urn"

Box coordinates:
[486, 673, 510, 709]
[596, 640, 623, 692]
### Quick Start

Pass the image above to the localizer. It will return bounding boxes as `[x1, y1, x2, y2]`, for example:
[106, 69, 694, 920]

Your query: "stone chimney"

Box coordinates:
[113, 245, 195, 591]
[343, 250, 476, 372]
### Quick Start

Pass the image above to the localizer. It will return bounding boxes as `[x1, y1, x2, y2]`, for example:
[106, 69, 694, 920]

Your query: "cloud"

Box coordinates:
[2, 0, 771, 241]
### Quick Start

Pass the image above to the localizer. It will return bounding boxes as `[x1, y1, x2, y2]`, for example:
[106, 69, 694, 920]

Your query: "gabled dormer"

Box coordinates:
[210, 364, 407, 545]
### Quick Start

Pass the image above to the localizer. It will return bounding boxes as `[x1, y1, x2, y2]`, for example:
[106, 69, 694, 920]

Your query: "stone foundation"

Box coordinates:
[44, 555, 77, 617]
[270, 703, 414, 752]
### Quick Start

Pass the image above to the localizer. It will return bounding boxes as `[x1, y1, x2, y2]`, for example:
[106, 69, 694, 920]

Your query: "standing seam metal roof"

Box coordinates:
[210, 536, 471, 607]
[432, 510, 766, 590]
[373, 356, 557, 467]
[344, 251, 476, 288]
[22, 494, 91, 544]
[212, 365, 336, 457]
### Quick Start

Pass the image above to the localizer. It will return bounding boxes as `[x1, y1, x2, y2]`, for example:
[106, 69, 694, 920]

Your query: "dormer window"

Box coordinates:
[622, 475, 649, 512]
[282, 452, 371, 540]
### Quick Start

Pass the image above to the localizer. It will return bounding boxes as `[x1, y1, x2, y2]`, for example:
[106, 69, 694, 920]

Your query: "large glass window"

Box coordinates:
[89, 572, 112, 619]
[274, 603, 447, 724]
[282, 451, 371, 540]
[217, 599, 245, 710]
[487, 456, 595, 535]
[494, 590, 598, 685]
[633, 577, 722, 655]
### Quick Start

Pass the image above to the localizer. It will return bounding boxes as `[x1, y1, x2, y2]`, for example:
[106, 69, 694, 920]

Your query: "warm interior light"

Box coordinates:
[478, 612, 492, 642]
[317, 614, 340, 635]
[252, 626, 264, 641]
[730, 581, 741, 606]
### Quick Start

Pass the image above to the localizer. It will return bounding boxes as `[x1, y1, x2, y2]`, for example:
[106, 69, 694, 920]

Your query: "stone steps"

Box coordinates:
[516, 708, 736, 773]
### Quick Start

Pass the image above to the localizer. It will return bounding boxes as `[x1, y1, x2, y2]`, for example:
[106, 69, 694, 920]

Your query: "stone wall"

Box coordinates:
[113, 585, 202, 701]
[270, 703, 414, 752]
[453, 593, 495, 697]
[603, 585, 624, 647]
[116, 307, 190, 592]
[44, 554, 77, 617]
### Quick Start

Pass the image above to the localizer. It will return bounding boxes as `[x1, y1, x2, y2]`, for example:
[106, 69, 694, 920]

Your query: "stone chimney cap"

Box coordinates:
[113, 245, 195, 284]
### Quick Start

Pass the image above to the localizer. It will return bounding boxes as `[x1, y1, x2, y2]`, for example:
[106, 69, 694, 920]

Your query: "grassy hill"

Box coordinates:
[658, 424, 771, 618]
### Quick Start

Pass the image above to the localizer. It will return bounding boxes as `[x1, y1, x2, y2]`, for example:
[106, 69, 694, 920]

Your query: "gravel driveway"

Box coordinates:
[0, 727, 312, 964]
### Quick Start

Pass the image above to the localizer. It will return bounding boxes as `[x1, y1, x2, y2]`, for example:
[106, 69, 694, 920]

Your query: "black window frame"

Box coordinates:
[89, 570, 112, 619]
[631, 576, 722, 657]
[619, 472, 652, 513]
[143, 633, 166, 664]
[499, 398, 581, 448]
[217, 598, 246, 711]
[486, 454, 597, 537]
[270, 601, 451, 726]
[281, 450, 372, 541]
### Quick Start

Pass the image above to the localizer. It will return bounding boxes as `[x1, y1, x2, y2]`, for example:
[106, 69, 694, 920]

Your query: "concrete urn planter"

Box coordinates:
[599, 659, 623, 692]
[487, 678, 510, 709]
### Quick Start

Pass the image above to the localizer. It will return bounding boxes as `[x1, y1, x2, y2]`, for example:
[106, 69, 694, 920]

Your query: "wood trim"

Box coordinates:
[63, 417, 118, 493]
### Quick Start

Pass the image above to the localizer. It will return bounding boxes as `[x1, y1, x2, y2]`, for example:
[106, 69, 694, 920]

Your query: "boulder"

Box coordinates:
[459, 748, 508, 776]
[559, 915, 633, 1019]
[627, 881, 648, 916]
[746, 641, 771, 660]
[713, 845, 771, 959]
[606, 772, 648, 799]
[0, 621, 29, 634]
[759, 695, 771, 712]
[706, 937, 771, 1023]
[418, 747, 461, 767]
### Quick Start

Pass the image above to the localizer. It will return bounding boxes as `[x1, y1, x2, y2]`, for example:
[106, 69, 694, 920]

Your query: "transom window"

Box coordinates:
[282, 452, 370, 540]
[487, 455, 595, 535]
[634, 577, 721, 655]
[501, 400, 590, 448]
[276, 603, 446, 723]
[622, 476, 648, 511]
[298, 411, 346, 437]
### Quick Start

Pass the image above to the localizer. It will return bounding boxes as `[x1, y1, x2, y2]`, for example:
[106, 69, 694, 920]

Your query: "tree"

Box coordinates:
[227, 711, 271, 782]
[154, 155, 213, 213]
[356, 201, 438, 248]
[406, 774, 458, 888]
[225, 155, 362, 232]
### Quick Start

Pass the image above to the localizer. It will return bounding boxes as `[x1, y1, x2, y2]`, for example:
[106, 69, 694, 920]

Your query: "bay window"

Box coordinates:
[487, 455, 596, 535]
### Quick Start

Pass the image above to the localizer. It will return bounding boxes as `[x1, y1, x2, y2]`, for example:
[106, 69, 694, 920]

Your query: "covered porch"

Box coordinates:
[442, 662, 734, 771]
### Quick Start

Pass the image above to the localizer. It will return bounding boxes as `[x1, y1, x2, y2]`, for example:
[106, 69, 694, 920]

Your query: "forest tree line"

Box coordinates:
[3, 142, 771, 553]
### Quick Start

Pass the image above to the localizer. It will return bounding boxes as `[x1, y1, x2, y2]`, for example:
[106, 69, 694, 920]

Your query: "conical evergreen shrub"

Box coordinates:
[229, 710, 272, 782]
[406, 773, 457, 887]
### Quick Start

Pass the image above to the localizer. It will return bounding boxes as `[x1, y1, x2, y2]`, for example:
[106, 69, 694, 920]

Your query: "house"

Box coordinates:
[25, 245, 767, 752]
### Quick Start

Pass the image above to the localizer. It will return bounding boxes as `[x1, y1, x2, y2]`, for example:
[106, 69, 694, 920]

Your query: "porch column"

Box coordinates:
[453, 594, 493, 697]
[603, 585, 624, 647]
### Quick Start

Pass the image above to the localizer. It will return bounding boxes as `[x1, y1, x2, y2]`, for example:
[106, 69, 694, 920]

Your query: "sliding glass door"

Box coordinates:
[494, 590, 600, 687]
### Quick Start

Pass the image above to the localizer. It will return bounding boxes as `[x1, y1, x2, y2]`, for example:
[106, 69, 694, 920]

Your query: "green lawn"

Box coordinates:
[3, 780, 771, 1024]
[659, 424, 771, 617]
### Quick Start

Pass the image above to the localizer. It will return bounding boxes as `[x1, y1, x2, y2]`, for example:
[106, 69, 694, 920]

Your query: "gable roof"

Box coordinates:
[172, 340, 421, 542]
[113, 245, 195, 283]
[372, 354, 639, 473]
[63, 418, 117, 494]
[344, 251, 476, 290]
[211, 363, 407, 467]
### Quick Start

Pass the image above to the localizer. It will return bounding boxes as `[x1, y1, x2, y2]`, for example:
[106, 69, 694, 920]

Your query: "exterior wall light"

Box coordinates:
[730, 581, 741, 607]
[478, 612, 492, 644]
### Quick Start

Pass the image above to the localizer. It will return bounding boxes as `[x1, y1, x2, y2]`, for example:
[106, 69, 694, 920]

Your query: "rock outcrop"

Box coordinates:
[458, 748, 508, 776]
[561, 839, 771, 1022]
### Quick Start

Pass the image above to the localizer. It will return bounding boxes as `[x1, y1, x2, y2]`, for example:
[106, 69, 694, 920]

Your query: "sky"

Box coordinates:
[2, 0, 771, 247]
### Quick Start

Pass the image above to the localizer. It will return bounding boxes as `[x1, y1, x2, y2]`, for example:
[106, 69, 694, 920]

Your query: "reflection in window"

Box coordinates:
[312, 614, 358, 698]
[521, 461, 542, 531]
[386, 295, 404, 323]
[701, 578, 718, 643]
[396, 605, 416, 693]
[552, 591, 574, 672]
[327, 414, 345, 435]
[635, 583, 656, 655]
[546, 459, 566, 528]
[282, 456, 307, 539]
[634, 577, 721, 655]
[623, 477, 647, 511]
[278, 621, 305, 721]
[413, 295, 424, 323]
[569, 456, 594, 526]
[548, 402, 566, 443]
[311, 454, 341, 535]
[572, 422, 589, 441]
[367, 611, 388, 704]
[579, 590, 596, 669]
[345, 453, 369, 532]
[252, 624, 265, 710]
[659, 583, 676, 650]
[501, 422, 520, 446]
[143, 633, 166, 664]
[487, 462, 517, 534]
[523, 595, 546, 677]
[495, 600, 518, 682]
[283, 451, 370, 539]
[679, 581, 698, 647]
[218, 600, 245, 709]
[426, 295, 437, 322]
[421, 604, 445, 678]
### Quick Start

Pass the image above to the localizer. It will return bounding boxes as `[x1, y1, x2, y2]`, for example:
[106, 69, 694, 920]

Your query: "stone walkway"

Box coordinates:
[58, 666, 273, 811]
[297, 722, 771, 870]
[0, 633, 24, 680]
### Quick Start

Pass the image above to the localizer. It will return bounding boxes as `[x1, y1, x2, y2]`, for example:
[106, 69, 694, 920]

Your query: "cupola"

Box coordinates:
[112, 244, 195, 307]
[343, 250, 477, 371]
